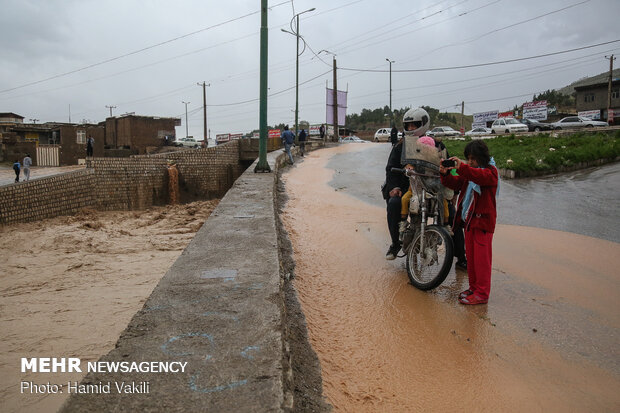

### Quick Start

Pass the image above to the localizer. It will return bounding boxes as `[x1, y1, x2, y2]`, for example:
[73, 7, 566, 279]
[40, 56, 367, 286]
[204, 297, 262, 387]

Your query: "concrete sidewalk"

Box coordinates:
[60, 151, 296, 412]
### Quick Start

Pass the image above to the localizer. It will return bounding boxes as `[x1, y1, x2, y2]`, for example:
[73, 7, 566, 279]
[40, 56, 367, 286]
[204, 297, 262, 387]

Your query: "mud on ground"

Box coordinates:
[276, 173, 331, 413]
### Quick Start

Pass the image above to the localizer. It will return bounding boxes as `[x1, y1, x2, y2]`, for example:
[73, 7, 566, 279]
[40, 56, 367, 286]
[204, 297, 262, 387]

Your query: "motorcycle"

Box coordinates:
[391, 141, 454, 290]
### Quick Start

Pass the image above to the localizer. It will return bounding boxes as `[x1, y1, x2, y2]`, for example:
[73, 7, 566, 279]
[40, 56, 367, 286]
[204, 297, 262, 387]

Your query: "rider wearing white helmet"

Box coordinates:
[383, 107, 430, 260]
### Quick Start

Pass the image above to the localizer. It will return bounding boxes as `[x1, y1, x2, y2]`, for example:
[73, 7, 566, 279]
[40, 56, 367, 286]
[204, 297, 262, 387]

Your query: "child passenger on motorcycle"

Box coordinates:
[439, 140, 498, 305]
[399, 136, 438, 235]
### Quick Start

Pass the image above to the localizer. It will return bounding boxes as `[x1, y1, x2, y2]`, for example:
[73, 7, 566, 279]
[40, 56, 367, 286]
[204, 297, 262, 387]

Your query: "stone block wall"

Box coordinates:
[0, 140, 244, 225]
[91, 157, 169, 211]
[143, 140, 242, 199]
[0, 169, 96, 224]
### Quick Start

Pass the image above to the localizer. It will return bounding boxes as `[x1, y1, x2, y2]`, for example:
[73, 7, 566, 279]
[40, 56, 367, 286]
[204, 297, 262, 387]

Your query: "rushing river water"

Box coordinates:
[281, 144, 620, 412]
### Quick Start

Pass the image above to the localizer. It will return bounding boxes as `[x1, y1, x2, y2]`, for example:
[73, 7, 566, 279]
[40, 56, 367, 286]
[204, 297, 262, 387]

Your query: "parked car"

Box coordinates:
[490, 118, 528, 134]
[426, 126, 461, 138]
[551, 116, 609, 130]
[175, 137, 202, 148]
[339, 135, 367, 143]
[464, 127, 491, 136]
[373, 128, 402, 142]
[520, 118, 552, 132]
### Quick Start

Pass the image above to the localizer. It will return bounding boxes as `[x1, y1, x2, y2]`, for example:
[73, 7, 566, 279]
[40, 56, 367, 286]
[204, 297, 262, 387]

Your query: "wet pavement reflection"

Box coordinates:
[282, 143, 620, 412]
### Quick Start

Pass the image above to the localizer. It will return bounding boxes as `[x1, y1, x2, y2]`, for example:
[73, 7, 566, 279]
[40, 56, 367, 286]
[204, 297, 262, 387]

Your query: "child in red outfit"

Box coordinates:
[439, 140, 498, 305]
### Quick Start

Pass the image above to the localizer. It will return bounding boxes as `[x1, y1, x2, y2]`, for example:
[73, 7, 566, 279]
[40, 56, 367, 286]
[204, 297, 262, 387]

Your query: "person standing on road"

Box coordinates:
[319, 124, 325, 141]
[440, 140, 498, 305]
[13, 159, 21, 183]
[23, 153, 32, 181]
[390, 125, 399, 146]
[86, 135, 94, 157]
[384, 107, 430, 260]
[298, 128, 307, 157]
[281, 125, 295, 165]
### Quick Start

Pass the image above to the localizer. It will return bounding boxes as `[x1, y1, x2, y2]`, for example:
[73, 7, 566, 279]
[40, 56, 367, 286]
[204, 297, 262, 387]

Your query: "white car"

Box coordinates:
[339, 135, 367, 143]
[465, 127, 491, 136]
[551, 116, 609, 130]
[490, 118, 528, 134]
[426, 126, 461, 138]
[374, 128, 402, 142]
[175, 137, 202, 148]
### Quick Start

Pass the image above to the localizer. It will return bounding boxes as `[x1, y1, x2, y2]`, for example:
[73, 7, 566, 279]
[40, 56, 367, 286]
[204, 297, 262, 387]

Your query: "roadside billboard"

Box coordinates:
[268, 129, 281, 138]
[498, 111, 514, 118]
[309, 125, 321, 136]
[578, 110, 601, 120]
[473, 110, 499, 124]
[523, 100, 548, 120]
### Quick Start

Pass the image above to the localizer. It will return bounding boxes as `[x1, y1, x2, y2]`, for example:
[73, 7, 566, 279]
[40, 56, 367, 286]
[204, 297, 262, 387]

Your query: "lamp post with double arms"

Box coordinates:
[281, 7, 315, 144]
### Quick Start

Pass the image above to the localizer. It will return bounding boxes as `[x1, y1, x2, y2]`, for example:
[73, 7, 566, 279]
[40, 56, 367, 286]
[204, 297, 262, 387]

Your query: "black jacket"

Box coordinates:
[384, 140, 408, 195]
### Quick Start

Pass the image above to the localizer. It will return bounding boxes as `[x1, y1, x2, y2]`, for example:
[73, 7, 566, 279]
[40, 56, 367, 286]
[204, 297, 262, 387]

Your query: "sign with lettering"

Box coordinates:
[473, 110, 498, 123]
[523, 100, 548, 120]
[268, 129, 281, 138]
[578, 110, 601, 120]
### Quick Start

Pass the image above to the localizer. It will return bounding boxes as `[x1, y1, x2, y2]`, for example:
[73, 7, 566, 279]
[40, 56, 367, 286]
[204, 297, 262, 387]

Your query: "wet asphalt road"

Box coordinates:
[327, 143, 620, 243]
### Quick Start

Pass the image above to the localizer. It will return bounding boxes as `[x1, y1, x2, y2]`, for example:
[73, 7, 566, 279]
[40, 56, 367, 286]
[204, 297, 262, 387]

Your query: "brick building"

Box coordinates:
[103, 114, 180, 154]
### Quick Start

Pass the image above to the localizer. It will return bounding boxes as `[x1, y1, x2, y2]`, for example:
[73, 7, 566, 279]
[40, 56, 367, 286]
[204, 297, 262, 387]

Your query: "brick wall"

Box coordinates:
[0, 140, 244, 225]
[142, 140, 243, 200]
[0, 169, 96, 224]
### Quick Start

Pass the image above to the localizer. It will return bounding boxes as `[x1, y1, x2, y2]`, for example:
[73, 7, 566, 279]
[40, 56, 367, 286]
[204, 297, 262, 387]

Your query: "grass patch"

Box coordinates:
[443, 130, 620, 175]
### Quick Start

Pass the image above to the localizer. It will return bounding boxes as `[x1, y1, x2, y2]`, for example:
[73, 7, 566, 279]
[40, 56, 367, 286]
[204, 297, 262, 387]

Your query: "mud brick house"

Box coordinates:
[103, 114, 180, 154]
[575, 79, 620, 123]
[2, 113, 180, 165]
[1, 122, 104, 166]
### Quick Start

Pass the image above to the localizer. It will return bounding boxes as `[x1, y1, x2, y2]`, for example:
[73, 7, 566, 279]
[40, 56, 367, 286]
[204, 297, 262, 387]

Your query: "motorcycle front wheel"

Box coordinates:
[405, 224, 454, 290]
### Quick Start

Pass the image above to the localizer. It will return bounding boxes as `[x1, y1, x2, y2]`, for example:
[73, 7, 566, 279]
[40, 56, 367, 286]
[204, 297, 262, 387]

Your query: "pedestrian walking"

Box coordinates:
[281, 125, 295, 165]
[86, 135, 94, 157]
[13, 159, 21, 183]
[23, 153, 32, 181]
[390, 125, 398, 146]
[298, 128, 307, 157]
[319, 124, 325, 141]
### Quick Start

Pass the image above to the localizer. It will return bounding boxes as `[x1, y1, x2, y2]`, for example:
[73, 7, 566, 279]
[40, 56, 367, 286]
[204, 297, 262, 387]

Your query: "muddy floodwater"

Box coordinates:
[0, 201, 218, 413]
[281, 144, 620, 412]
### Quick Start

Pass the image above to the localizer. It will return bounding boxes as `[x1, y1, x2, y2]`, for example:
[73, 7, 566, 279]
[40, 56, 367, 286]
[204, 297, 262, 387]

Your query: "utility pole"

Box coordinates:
[197, 82, 210, 146]
[605, 54, 616, 123]
[386, 58, 394, 125]
[182, 101, 190, 138]
[333, 56, 338, 142]
[254, 0, 271, 172]
[105, 105, 116, 117]
[461, 101, 465, 135]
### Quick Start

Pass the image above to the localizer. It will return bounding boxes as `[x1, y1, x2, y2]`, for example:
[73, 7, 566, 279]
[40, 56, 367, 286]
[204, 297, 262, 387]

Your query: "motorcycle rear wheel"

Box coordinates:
[405, 224, 454, 290]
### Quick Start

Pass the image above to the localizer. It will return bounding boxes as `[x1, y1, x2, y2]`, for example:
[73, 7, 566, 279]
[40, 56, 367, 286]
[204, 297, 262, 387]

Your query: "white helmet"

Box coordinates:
[402, 107, 430, 137]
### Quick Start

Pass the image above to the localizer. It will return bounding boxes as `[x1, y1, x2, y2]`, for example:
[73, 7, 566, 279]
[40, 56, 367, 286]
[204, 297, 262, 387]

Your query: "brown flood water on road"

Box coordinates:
[281, 145, 620, 412]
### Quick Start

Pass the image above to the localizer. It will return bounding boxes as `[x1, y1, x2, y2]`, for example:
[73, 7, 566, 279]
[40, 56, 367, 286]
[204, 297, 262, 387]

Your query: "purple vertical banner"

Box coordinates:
[326, 88, 348, 125]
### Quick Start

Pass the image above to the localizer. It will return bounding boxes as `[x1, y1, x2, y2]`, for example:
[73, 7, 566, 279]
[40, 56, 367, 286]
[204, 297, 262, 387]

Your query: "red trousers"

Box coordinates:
[464, 227, 494, 300]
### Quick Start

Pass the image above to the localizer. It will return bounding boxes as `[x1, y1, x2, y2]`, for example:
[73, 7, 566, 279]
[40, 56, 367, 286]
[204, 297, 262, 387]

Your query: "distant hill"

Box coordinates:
[557, 68, 620, 95]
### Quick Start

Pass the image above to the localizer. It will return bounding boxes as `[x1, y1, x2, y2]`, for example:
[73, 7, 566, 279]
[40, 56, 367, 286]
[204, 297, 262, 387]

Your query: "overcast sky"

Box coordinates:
[1, 0, 619, 139]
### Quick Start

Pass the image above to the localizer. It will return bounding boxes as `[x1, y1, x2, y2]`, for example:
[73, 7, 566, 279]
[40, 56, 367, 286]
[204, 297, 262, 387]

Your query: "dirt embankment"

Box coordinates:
[0, 200, 218, 413]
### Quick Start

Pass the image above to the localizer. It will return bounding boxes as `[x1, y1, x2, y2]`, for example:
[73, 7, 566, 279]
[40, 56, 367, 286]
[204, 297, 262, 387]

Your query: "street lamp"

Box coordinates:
[386, 58, 394, 125]
[182, 101, 190, 138]
[281, 7, 315, 144]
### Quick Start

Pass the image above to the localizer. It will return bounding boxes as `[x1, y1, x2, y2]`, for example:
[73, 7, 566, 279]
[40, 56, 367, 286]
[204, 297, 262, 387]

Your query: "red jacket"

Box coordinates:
[441, 163, 498, 233]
